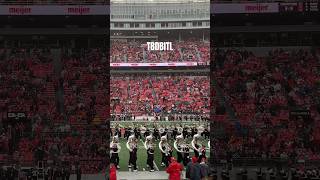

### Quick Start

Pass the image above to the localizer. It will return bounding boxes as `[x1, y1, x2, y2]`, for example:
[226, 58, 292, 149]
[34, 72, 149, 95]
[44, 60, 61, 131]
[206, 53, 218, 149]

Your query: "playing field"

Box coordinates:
[116, 137, 209, 172]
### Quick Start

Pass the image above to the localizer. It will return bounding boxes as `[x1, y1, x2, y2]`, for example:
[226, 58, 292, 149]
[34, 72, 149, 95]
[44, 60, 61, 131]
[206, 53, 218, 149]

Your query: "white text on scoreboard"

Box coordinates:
[147, 42, 173, 51]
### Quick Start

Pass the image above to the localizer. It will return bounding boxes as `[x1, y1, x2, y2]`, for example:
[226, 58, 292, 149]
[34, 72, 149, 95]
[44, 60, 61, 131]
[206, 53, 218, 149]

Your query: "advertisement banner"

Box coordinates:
[0, 5, 109, 15]
[110, 62, 198, 67]
[212, 3, 279, 14]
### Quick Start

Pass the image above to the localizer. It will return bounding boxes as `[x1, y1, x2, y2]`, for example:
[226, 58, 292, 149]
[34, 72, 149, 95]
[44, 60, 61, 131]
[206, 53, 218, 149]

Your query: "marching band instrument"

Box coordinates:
[144, 134, 153, 150]
[197, 125, 205, 134]
[191, 134, 201, 152]
[140, 126, 147, 134]
[174, 134, 185, 153]
[159, 135, 168, 154]
[165, 145, 172, 156]
[110, 135, 121, 154]
[159, 127, 165, 134]
[177, 127, 183, 134]
[126, 134, 136, 152]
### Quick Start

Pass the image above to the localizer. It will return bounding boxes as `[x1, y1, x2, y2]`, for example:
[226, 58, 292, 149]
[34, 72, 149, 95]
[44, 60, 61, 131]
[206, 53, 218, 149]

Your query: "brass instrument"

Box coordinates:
[191, 134, 201, 153]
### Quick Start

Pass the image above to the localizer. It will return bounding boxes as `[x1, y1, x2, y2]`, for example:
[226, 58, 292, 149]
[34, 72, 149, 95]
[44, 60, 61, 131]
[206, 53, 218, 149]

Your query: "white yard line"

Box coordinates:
[153, 160, 159, 171]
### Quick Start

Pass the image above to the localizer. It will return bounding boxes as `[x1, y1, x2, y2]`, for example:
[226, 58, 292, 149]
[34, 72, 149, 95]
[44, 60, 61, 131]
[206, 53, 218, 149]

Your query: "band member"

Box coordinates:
[183, 144, 190, 166]
[191, 134, 201, 158]
[140, 126, 147, 138]
[198, 144, 206, 163]
[203, 127, 210, 139]
[144, 134, 155, 172]
[165, 145, 173, 166]
[151, 126, 158, 140]
[126, 134, 138, 171]
[159, 134, 168, 167]
[174, 133, 184, 163]
[110, 135, 121, 169]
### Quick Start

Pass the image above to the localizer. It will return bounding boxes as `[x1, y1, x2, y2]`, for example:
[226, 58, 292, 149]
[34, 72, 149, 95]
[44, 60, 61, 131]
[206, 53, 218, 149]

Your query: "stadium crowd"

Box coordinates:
[111, 40, 210, 64]
[0, 48, 109, 177]
[62, 48, 109, 125]
[111, 76, 210, 117]
[213, 48, 320, 163]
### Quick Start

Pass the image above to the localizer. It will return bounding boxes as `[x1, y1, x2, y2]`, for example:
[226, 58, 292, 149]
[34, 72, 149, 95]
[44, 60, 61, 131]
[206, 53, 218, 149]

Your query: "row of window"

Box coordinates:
[111, 4, 209, 17]
[111, 13, 209, 20]
[112, 21, 210, 28]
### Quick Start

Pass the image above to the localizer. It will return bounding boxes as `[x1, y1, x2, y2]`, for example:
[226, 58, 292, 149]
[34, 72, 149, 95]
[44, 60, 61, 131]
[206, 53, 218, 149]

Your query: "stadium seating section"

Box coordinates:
[111, 40, 210, 63]
[212, 48, 320, 161]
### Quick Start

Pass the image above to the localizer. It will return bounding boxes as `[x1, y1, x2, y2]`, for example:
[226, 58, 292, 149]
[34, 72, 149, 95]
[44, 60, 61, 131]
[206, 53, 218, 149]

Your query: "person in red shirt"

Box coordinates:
[109, 164, 117, 180]
[166, 157, 183, 180]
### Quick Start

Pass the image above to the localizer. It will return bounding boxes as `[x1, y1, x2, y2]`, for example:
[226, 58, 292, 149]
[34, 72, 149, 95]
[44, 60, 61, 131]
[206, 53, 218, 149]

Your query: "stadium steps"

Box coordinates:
[148, 79, 158, 103]
[178, 48, 183, 58]
[212, 78, 240, 137]
[143, 48, 147, 62]
[195, 47, 201, 61]
[124, 54, 128, 63]
[212, 78, 237, 122]
[52, 49, 65, 115]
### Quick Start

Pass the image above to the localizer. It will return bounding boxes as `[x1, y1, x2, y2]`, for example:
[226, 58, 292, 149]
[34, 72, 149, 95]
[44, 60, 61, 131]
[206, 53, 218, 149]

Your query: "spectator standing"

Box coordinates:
[109, 164, 117, 180]
[166, 157, 183, 180]
[199, 158, 210, 180]
[186, 157, 201, 180]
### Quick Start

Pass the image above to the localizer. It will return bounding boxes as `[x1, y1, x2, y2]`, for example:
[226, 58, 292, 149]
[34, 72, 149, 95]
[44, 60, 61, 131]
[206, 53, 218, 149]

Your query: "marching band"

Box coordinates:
[111, 123, 209, 172]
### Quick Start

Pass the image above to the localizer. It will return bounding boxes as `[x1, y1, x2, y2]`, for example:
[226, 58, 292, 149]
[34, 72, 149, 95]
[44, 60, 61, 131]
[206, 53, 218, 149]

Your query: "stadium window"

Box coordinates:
[182, 22, 186, 27]
[135, 23, 139, 28]
[161, 23, 166, 27]
[130, 23, 134, 28]
[192, 21, 197, 27]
